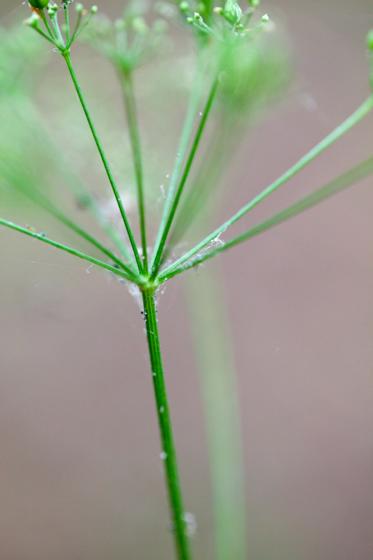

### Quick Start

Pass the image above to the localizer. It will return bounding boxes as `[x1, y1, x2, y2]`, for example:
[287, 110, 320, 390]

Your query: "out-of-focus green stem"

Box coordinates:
[186, 263, 247, 560]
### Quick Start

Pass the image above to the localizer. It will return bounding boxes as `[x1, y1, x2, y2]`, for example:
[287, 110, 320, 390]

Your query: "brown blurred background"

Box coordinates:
[0, 1, 373, 559]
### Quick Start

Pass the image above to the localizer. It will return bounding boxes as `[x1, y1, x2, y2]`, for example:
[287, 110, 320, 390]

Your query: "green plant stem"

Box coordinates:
[159, 155, 373, 281]
[186, 265, 247, 560]
[150, 77, 219, 277]
[167, 111, 239, 255]
[63, 52, 144, 273]
[162, 96, 373, 278]
[121, 72, 148, 272]
[16, 98, 135, 267]
[42, 200, 131, 273]
[58, 171, 135, 266]
[150, 66, 204, 273]
[63, 2, 71, 44]
[10, 181, 131, 274]
[47, 132, 135, 266]
[201, 0, 214, 21]
[0, 218, 139, 284]
[141, 289, 192, 560]
[33, 25, 55, 45]
[50, 11, 65, 49]
[40, 11, 54, 41]
[69, 10, 83, 47]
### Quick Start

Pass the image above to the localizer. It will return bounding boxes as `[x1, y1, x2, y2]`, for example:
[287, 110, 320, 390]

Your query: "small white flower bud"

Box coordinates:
[24, 12, 41, 28]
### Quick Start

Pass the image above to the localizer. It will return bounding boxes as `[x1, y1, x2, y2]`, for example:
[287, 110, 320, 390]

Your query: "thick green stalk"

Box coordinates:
[150, 77, 219, 277]
[0, 218, 139, 284]
[161, 96, 373, 277]
[141, 289, 192, 560]
[159, 155, 373, 281]
[121, 72, 148, 271]
[186, 265, 247, 560]
[63, 52, 144, 273]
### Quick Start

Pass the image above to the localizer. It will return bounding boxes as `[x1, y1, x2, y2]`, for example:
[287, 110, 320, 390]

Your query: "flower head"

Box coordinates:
[82, 2, 168, 74]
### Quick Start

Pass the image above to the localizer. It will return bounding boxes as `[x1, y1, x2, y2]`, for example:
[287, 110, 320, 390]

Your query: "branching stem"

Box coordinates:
[63, 52, 144, 273]
[150, 64, 204, 272]
[0, 218, 139, 284]
[159, 155, 373, 282]
[161, 96, 373, 278]
[150, 76, 219, 277]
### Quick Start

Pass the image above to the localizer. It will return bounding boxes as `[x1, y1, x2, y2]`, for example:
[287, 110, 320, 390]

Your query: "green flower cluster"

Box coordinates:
[82, 2, 169, 74]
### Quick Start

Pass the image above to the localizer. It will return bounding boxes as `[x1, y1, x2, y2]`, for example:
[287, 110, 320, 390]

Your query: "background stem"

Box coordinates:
[186, 259, 247, 560]
[142, 289, 192, 560]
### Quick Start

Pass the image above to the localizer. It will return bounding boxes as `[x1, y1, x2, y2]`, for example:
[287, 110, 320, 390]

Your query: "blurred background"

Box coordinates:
[0, 1, 373, 559]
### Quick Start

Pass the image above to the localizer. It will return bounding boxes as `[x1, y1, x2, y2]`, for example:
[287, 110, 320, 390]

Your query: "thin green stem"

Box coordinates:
[50, 10, 65, 49]
[68, 10, 83, 48]
[63, 2, 71, 45]
[27, 101, 135, 266]
[0, 218, 140, 284]
[159, 155, 373, 282]
[121, 72, 148, 272]
[10, 180, 132, 275]
[167, 111, 238, 256]
[43, 201, 132, 274]
[55, 166, 135, 266]
[150, 77, 219, 277]
[0, 103, 134, 275]
[63, 52, 144, 273]
[150, 64, 204, 272]
[73, 192, 136, 266]
[141, 289, 192, 560]
[40, 10, 55, 41]
[33, 25, 55, 45]
[160, 96, 373, 278]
